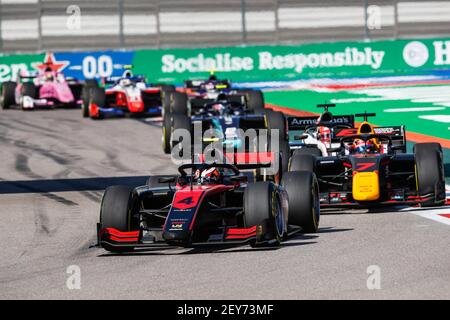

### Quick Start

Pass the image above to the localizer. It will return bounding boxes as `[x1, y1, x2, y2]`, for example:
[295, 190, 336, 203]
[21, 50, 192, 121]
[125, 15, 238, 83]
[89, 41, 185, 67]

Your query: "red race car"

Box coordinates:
[97, 153, 320, 252]
[83, 69, 174, 119]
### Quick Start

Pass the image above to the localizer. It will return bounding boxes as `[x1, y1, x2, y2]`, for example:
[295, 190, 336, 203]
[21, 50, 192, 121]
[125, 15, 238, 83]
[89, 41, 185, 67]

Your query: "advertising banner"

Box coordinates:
[1, 37, 450, 84]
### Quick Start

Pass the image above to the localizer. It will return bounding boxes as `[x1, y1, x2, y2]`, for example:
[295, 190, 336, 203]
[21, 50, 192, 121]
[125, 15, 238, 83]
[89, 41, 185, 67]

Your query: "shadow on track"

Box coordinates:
[95, 227, 353, 257]
[0, 176, 149, 194]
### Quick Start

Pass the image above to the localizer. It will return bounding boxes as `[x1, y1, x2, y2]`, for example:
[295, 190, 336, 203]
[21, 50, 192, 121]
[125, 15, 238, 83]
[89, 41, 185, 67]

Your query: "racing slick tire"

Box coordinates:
[100, 185, 139, 253]
[1, 81, 16, 109]
[281, 171, 320, 233]
[264, 109, 286, 142]
[171, 92, 188, 115]
[245, 90, 265, 111]
[162, 112, 172, 154]
[244, 182, 285, 246]
[289, 153, 315, 172]
[293, 147, 322, 157]
[21, 82, 37, 110]
[160, 85, 176, 117]
[89, 87, 105, 119]
[414, 143, 446, 207]
[170, 113, 192, 158]
[81, 80, 98, 117]
[277, 138, 290, 180]
[159, 84, 176, 92]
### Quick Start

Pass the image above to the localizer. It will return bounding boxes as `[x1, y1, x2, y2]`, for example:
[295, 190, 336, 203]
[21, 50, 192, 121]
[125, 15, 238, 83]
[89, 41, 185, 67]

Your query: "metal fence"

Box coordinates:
[1, 0, 450, 53]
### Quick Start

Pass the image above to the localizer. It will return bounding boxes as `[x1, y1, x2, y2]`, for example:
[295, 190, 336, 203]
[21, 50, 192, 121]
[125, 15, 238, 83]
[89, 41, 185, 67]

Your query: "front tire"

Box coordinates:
[282, 171, 320, 233]
[81, 80, 98, 117]
[244, 182, 284, 246]
[100, 185, 139, 253]
[89, 87, 105, 119]
[414, 142, 445, 207]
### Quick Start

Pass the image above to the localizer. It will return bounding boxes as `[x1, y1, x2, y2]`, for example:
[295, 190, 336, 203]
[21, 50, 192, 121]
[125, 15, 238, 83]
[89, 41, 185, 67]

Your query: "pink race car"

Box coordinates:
[0, 69, 83, 110]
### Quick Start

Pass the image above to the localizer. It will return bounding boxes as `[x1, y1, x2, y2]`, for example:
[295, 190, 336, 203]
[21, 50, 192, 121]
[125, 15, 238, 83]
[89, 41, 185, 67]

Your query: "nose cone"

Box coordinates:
[162, 230, 190, 242]
[352, 171, 380, 201]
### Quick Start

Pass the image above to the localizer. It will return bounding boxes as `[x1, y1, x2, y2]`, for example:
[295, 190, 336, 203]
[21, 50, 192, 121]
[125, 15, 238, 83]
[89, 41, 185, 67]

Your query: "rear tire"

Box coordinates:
[278, 138, 290, 179]
[414, 143, 445, 207]
[21, 82, 37, 110]
[264, 110, 289, 181]
[171, 92, 188, 115]
[1, 81, 16, 109]
[289, 153, 315, 172]
[160, 86, 175, 117]
[264, 109, 286, 142]
[282, 171, 320, 233]
[100, 185, 139, 252]
[245, 90, 265, 111]
[244, 182, 284, 246]
[293, 147, 322, 157]
[162, 112, 172, 154]
[22, 82, 36, 98]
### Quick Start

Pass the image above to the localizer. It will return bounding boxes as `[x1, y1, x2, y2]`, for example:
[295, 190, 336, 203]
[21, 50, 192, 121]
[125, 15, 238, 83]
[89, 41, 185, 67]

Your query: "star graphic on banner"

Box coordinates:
[32, 53, 69, 73]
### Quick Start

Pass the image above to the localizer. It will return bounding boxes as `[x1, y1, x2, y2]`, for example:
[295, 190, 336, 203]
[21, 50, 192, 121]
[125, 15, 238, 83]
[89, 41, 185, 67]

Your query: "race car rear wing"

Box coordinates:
[190, 95, 246, 110]
[331, 125, 406, 145]
[18, 71, 39, 80]
[373, 125, 407, 152]
[287, 115, 355, 131]
[184, 79, 231, 90]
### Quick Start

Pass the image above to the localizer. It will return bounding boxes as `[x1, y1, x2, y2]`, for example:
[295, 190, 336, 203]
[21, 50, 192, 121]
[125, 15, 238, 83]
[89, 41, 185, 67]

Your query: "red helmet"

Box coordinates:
[196, 167, 222, 184]
[318, 126, 331, 143]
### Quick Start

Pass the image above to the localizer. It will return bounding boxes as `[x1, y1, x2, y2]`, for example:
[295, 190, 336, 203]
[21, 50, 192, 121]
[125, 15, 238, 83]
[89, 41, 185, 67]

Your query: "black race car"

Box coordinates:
[163, 73, 264, 117]
[97, 153, 320, 253]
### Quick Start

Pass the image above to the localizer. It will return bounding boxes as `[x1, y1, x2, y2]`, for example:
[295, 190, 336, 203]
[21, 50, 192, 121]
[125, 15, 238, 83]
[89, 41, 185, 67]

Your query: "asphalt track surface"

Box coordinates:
[0, 108, 449, 300]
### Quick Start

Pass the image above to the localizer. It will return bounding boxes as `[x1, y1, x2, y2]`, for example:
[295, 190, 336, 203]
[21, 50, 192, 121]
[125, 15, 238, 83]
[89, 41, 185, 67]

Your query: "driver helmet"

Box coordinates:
[123, 70, 133, 78]
[195, 167, 222, 184]
[205, 82, 215, 91]
[120, 78, 132, 87]
[351, 139, 378, 154]
[212, 103, 224, 113]
[208, 74, 217, 81]
[44, 71, 54, 81]
[217, 93, 227, 100]
[351, 139, 366, 154]
[318, 126, 331, 145]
